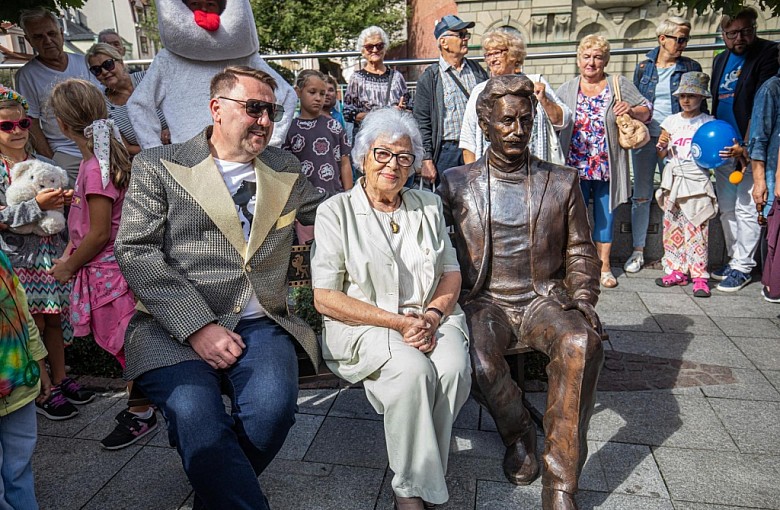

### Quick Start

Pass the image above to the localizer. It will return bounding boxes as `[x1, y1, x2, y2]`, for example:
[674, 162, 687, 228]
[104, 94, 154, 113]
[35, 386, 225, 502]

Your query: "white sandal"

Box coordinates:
[600, 271, 618, 288]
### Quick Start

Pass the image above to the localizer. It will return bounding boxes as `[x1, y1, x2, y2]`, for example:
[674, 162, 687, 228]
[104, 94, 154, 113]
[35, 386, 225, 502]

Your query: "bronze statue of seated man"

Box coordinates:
[436, 74, 605, 510]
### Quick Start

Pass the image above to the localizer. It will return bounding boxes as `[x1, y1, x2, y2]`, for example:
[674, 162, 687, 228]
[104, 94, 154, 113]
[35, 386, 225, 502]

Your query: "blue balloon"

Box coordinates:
[690, 120, 739, 169]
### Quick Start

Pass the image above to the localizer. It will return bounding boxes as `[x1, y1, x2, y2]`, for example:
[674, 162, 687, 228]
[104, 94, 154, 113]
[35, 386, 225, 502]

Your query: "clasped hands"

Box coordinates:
[397, 310, 441, 353]
[188, 323, 246, 369]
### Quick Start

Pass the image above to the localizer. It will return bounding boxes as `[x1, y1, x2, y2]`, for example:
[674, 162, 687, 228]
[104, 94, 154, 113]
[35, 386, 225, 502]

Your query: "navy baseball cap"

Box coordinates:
[434, 15, 475, 40]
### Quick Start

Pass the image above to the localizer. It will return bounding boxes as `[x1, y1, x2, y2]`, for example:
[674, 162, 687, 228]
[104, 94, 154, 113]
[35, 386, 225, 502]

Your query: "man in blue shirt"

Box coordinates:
[709, 7, 779, 292]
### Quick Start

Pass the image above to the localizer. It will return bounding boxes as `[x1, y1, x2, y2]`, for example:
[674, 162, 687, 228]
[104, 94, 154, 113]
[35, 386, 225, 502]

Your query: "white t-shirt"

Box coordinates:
[660, 112, 714, 162]
[649, 66, 675, 137]
[214, 158, 266, 320]
[15, 54, 100, 157]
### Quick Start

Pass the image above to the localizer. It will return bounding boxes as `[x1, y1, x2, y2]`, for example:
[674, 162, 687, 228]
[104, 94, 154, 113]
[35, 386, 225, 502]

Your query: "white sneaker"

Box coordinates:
[623, 251, 644, 273]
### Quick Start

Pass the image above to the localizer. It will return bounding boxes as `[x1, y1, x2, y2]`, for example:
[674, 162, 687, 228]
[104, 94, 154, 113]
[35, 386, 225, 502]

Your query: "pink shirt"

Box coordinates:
[67, 156, 125, 261]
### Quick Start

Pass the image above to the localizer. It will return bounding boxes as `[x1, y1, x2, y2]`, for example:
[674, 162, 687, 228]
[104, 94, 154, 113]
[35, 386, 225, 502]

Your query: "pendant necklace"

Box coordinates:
[389, 197, 403, 234]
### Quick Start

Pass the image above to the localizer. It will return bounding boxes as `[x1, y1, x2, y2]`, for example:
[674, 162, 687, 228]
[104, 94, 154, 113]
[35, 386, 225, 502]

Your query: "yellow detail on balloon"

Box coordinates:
[729, 171, 743, 185]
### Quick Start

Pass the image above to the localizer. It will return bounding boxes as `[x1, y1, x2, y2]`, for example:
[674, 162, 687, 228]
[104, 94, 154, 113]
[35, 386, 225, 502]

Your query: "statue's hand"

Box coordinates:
[561, 299, 604, 339]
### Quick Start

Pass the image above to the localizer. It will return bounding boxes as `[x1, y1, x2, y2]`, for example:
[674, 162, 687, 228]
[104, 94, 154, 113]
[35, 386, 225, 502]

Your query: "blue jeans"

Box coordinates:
[135, 317, 299, 510]
[580, 179, 613, 243]
[435, 141, 465, 185]
[630, 137, 663, 248]
[0, 401, 38, 510]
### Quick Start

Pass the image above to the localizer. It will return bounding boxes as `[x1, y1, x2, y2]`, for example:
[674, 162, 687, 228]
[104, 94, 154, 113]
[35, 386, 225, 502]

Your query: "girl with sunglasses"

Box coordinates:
[0, 86, 89, 422]
[48, 79, 157, 450]
[86, 43, 170, 156]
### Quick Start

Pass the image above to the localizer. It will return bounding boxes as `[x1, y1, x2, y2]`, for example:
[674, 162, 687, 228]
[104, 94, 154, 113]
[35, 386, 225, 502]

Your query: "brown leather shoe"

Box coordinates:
[393, 494, 424, 510]
[502, 429, 539, 485]
[541, 488, 577, 510]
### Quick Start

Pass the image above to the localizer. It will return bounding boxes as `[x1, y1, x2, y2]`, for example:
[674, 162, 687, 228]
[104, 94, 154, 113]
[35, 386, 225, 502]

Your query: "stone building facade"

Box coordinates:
[408, 0, 780, 88]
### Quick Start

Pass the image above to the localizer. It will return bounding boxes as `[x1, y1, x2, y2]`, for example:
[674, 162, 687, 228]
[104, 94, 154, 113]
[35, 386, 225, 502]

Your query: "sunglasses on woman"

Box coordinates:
[363, 43, 385, 53]
[89, 58, 116, 77]
[218, 97, 285, 122]
[0, 118, 32, 132]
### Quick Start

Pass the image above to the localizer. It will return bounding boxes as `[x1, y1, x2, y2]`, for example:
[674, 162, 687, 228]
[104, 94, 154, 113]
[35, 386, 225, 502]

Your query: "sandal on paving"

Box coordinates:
[600, 271, 618, 288]
[692, 278, 711, 298]
[655, 270, 689, 287]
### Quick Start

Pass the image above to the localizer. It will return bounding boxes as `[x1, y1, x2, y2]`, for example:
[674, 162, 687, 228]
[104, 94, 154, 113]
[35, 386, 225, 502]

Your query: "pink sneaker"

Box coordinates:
[655, 270, 689, 287]
[692, 278, 711, 298]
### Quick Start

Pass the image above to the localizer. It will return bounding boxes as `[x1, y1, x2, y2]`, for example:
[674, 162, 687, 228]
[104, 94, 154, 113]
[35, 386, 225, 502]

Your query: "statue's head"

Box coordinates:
[476, 74, 537, 161]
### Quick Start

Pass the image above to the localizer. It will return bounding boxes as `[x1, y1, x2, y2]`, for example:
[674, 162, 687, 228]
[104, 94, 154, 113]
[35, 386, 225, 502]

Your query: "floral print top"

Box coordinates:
[566, 85, 611, 181]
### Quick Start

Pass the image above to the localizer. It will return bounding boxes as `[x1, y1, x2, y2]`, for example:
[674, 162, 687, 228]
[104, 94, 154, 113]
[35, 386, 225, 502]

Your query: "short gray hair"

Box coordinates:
[352, 108, 423, 174]
[19, 7, 59, 33]
[357, 26, 390, 52]
[656, 16, 691, 37]
[85, 43, 123, 65]
[98, 28, 119, 41]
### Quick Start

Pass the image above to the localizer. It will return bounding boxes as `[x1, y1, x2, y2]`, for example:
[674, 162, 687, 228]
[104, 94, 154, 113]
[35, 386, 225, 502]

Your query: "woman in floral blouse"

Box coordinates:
[556, 35, 652, 288]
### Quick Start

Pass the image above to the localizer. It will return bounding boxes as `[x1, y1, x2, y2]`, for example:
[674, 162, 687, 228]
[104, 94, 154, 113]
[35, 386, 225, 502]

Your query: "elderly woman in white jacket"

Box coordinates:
[311, 108, 470, 510]
[460, 27, 571, 164]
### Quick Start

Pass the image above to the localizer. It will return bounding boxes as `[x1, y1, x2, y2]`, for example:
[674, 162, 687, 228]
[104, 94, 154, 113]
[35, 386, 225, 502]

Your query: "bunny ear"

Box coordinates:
[10, 160, 32, 182]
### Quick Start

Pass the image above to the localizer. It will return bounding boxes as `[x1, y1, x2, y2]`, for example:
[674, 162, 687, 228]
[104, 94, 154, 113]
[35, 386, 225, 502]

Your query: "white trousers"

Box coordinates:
[362, 323, 471, 505]
[714, 162, 761, 273]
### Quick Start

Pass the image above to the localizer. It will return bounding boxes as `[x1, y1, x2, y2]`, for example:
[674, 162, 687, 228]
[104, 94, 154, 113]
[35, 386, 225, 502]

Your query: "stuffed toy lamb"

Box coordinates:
[5, 160, 68, 236]
[127, 0, 296, 149]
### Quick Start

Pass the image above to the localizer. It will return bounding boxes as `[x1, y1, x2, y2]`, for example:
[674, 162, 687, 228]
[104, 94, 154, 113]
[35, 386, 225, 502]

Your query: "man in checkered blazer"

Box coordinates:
[115, 66, 326, 509]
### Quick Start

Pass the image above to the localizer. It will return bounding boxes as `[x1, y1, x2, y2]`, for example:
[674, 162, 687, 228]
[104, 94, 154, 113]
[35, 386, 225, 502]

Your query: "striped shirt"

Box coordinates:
[438, 56, 479, 141]
[106, 72, 168, 147]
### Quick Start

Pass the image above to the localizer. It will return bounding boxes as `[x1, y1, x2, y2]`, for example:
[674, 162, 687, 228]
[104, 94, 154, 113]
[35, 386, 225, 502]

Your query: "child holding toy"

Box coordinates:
[0, 85, 93, 421]
[48, 79, 157, 449]
[655, 72, 718, 297]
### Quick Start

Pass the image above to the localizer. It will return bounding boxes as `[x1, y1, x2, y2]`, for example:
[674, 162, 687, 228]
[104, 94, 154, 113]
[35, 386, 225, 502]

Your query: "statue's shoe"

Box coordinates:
[502, 429, 539, 485]
[542, 488, 578, 510]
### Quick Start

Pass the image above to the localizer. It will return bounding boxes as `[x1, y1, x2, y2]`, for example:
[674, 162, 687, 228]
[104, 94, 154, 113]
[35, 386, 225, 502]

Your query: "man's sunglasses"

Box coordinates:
[663, 34, 690, 45]
[363, 43, 385, 53]
[218, 97, 285, 122]
[89, 58, 116, 77]
[0, 118, 32, 132]
[445, 31, 471, 40]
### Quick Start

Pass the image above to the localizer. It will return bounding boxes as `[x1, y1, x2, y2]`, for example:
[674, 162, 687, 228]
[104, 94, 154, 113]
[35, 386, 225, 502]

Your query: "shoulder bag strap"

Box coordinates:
[446, 67, 471, 99]
[612, 75, 622, 103]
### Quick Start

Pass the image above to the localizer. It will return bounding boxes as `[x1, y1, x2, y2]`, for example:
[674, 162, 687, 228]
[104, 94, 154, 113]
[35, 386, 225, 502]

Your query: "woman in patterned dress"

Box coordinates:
[556, 35, 652, 288]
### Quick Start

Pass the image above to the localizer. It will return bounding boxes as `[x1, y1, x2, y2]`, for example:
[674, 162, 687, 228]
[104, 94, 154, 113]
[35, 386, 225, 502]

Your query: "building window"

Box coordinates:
[140, 36, 149, 54]
[17, 36, 27, 54]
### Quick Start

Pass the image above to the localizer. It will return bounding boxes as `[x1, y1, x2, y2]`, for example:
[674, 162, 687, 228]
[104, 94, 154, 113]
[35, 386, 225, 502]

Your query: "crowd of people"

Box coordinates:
[1, 2, 779, 510]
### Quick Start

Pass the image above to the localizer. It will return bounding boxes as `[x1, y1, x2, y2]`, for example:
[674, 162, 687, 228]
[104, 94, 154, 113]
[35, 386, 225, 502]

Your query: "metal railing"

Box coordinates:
[0, 42, 731, 90]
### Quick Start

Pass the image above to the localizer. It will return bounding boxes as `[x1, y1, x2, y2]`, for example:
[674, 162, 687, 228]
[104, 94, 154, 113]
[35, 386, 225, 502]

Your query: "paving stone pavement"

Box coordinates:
[32, 268, 780, 509]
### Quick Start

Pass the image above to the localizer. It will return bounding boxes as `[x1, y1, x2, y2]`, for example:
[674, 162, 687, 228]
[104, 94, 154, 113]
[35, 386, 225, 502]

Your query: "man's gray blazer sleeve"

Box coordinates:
[115, 153, 218, 342]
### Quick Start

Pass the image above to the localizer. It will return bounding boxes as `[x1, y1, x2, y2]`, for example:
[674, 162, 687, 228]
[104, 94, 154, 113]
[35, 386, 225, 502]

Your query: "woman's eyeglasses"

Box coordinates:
[89, 58, 116, 77]
[363, 43, 385, 53]
[483, 49, 508, 60]
[218, 97, 285, 122]
[663, 34, 690, 45]
[373, 148, 416, 168]
[722, 25, 756, 40]
[0, 118, 32, 132]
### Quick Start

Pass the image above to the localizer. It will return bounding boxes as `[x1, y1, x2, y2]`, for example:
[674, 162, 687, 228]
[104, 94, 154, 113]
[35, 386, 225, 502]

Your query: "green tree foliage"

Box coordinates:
[668, 0, 780, 17]
[0, 0, 84, 24]
[250, 0, 406, 53]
